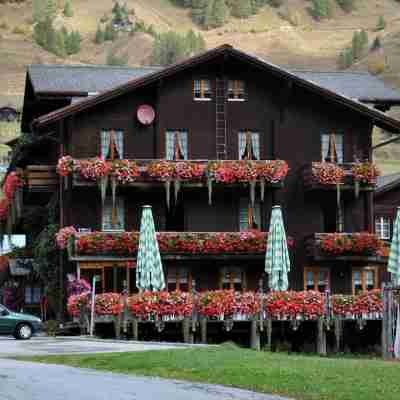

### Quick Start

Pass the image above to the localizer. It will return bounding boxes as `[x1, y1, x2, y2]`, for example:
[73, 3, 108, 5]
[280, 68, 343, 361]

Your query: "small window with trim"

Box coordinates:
[220, 267, 245, 291]
[167, 267, 191, 292]
[24, 286, 42, 304]
[228, 80, 246, 101]
[304, 267, 330, 292]
[238, 131, 260, 160]
[321, 133, 343, 163]
[193, 79, 212, 100]
[239, 198, 261, 231]
[100, 130, 124, 160]
[375, 215, 391, 240]
[102, 195, 125, 231]
[352, 266, 378, 294]
[165, 130, 188, 160]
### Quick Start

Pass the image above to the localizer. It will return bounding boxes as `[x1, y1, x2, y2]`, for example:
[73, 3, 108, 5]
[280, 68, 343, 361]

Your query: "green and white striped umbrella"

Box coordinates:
[388, 207, 400, 286]
[136, 205, 165, 291]
[265, 205, 290, 291]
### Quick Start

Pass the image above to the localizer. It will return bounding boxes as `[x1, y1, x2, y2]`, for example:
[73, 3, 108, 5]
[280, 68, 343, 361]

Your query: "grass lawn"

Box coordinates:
[18, 346, 400, 400]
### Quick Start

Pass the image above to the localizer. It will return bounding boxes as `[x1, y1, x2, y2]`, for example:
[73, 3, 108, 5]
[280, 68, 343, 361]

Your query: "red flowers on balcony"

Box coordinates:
[311, 162, 345, 185]
[351, 162, 380, 185]
[0, 172, 23, 222]
[332, 290, 383, 317]
[66, 230, 274, 256]
[319, 233, 384, 257]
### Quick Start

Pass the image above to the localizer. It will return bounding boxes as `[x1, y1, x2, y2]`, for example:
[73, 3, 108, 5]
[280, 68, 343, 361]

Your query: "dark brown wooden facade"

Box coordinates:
[13, 45, 400, 298]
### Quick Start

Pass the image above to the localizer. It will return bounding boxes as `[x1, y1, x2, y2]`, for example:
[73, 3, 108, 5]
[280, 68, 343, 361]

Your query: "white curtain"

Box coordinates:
[165, 131, 175, 160]
[251, 133, 260, 160]
[100, 130, 111, 159]
[238, 132, 247, 159]
[102, 196, 124, 231]
[177, 131, 188, 160]
[239, 198, 261, 231]
[115, 130, 124, 159]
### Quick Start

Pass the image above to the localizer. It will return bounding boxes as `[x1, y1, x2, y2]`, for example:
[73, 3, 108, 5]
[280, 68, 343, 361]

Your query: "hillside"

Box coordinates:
[1, 0, 400, 172]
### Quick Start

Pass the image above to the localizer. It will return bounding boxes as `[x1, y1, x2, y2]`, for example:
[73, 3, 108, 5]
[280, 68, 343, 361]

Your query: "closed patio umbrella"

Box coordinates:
[265, 205, 290, 291]
[136, 205, 165, 291]
[388, 207, 400, 286]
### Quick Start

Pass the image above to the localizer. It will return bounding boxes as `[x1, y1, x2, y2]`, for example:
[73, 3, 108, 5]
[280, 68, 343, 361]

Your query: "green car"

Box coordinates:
[0, 304, 42, 340]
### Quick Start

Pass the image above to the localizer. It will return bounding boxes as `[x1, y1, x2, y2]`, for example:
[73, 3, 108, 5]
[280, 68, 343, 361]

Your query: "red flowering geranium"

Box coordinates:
[258, 160, 289, 183]
[332, 290, 383, 317]
[95, 293, 122, 315]
[67, 292, 90, 317]
[320, 233, 384, 256]
[352, 162, 380, 185]
[147, 160, 175, 181]
[266, 291, 325, 320]
[57, 155, 75, 177]
[0, 172, 23, 221]
[75, 157, 110, 181]
[110, 160, 140, 184]
[56, 226, 77, 249]
[311, 162, 345, 185]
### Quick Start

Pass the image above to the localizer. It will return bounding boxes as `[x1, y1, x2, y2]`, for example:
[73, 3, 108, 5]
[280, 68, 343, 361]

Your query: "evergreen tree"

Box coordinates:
[351, 31, 362, 60]
[310, 0, 331, 20]
[45, 0, 58, 21]
[32, 0, 57, 23]
[191, 0, 208, 26]
[112, 1, 121, 15]
[104, 23, 117, 41]
[360, 29, 368, 51]
[106, 49, 129, 66]
[203, 0, 214, 28]
[54, 29, 67, 57]
[63, 0, 74, 18]
[211, 0, 228, 28]
[94, 25, 105, 44]
[336, 0, 354, 12]
[338, 47, 353, 69]
[231, 0, 253, 18]
[376, 16, 386, 31]
[66, 30, 81, 55]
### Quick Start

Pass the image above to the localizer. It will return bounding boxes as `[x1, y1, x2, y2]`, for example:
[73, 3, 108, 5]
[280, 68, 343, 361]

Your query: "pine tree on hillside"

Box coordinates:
[231, 0, 253, 19]
[310, 0, 331, 20]
[63, 0, 74, 18]
[54, 29, 67, 58]
[376, 16, 386, 31]
[212, 0, 228, 28]
[336, 0, 354, 13]
[203, 0, 214, 29]
[94, 25, 105, 44]
[191, 0, 208, 26]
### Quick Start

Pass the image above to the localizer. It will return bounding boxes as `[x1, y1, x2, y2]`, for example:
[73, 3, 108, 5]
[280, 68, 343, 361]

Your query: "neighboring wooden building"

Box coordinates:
[8, 45, 400, 302]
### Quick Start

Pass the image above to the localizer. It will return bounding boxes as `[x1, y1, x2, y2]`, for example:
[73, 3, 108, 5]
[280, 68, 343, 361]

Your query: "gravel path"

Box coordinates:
[0, 359, 289, 400]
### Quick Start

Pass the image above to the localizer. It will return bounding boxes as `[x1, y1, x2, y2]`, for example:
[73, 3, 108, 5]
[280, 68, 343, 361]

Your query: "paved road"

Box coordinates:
[0, 336, 187, 357]
[0, 359, 289, 400]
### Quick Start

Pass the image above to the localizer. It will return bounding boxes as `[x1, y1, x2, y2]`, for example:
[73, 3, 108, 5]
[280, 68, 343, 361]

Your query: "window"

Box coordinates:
[238, 131, 260, 160]
[304, 267, 330, 292]
[100, 130, 124, 160]
[24, 286, 41, 304]
[321, 133, 343, 163]
[102, 196, 125, 231]
[221, 267, 245, 291]
[375, 216, 391, 240]
[193, 79, 211, 100]
[239, 198, 261, 231]
[228, 80, 245, 100]
[165, 130, 188, 160]
[352, 267, 378, 294]
[167, 267, 191, 292]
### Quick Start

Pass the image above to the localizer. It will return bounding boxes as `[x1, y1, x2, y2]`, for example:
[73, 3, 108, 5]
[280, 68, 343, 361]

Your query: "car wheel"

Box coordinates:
[15, 323, 32, 340]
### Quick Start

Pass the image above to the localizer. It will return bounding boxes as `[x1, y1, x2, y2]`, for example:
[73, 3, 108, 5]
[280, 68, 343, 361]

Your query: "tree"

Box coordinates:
[54, 29, 67, 58]
[106, 49, 129, 66]
[63, 0, 73, 18]
[338, 47, 353, 69]
[351, 30, 368, 60]
[376, 16, 386, 31]
[94, 25, 105, 44]
[211, 0, 228, 28]
[336, 0, 354, 12]
[231, 0, 253, 18]
[65, 30, 81, 55]
[310, 0, 331, 20]
[32, 0, 57, 23]
[104, 23, 117, 41]
[185, 29, 205, 55]
[191, 0, 208, 26]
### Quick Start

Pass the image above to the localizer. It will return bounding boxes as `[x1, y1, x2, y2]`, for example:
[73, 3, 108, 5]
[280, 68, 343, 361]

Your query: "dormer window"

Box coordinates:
[100, 130, 124, 160]
[165, 130, 188, 160]
[193, 79, 211, 100]
[228, 80, 245, 101]
[238, 131, 260, 160]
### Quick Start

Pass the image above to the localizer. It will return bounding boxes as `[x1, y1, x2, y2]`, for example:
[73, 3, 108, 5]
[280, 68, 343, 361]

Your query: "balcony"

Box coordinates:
[67, 230, 271, 261]
[305, 232, 388, 262]
[302, 162, 378, 192]
[25, 165, 58, 192]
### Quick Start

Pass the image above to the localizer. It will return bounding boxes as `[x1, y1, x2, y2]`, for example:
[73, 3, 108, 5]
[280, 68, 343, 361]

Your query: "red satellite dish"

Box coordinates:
[137, 105, 155, 125]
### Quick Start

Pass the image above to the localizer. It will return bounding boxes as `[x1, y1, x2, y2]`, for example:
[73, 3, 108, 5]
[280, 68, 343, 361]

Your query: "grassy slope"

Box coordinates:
[20, 347, 400, 400]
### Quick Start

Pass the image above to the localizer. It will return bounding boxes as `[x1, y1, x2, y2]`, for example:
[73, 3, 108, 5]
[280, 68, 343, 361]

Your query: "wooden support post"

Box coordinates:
[334, 319, 342, 353]
[132, 318, 139, 341]
[182, 317, 191, 343]
[200, 317, 207, 344]
[266, 319, 272, 352]
[250, 319, 260, 351]
[317, 319, 327, 356]
[114, 315, 121, 339]
[382, 285, 394, 359]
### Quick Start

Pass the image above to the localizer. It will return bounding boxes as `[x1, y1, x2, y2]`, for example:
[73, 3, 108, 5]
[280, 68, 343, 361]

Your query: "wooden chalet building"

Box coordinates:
[7, 44, 400, 314]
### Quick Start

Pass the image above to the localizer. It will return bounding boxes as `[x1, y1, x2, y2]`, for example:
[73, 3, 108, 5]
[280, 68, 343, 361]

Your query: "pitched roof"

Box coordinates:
[28, 64, 162, 95]
[32, 45, 400, 133]
[28, 63, 400, 104]
[375, 172, 400, 197]
[293, 71, 400, 103]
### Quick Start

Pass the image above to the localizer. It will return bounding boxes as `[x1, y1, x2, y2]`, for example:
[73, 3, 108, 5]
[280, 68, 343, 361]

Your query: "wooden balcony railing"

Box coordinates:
[25, 165, 58, 191]
[302, 162, 377, 191]
[305, 232, 388, 262]
[68, 230, 271, 261]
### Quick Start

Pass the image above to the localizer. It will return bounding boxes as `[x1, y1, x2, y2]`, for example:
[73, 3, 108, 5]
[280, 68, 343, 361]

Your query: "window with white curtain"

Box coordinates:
[102, 196, 125, 231]
[100, 130, 124, 159]
[193, 79, 212, 100]
[165, 130, 188, 160]
[238, 131, 260, 160]
[321, 133, 343, 163]
[352, 267, 378, 294]
[375, 216, 391, 240]
[167, 267, 189, 292]
[221, 267, 243, 291]
[239, 198, 261, 231]
[228, 80, 246, 100]
[24, 286, 41, 304]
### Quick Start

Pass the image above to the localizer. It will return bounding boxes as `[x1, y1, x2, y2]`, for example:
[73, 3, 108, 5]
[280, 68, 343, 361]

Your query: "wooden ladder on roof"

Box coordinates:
[215, 77, 227, 160]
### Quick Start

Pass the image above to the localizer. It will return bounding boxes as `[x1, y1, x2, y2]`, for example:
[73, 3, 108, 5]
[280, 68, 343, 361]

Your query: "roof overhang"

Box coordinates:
[32, 44, 400, 134]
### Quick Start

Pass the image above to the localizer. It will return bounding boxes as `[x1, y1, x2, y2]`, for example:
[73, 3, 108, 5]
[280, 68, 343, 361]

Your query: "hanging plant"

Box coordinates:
[311, 162, 345, 185]
[56, 155, 75, 177]
[76, 157, 110, 181]
[110, 160, 140, 184]
[351, 162, 380, 185]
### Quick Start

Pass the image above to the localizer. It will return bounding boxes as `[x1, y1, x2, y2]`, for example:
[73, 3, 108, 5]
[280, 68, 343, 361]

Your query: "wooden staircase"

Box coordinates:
[215, 78, 227, 160]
